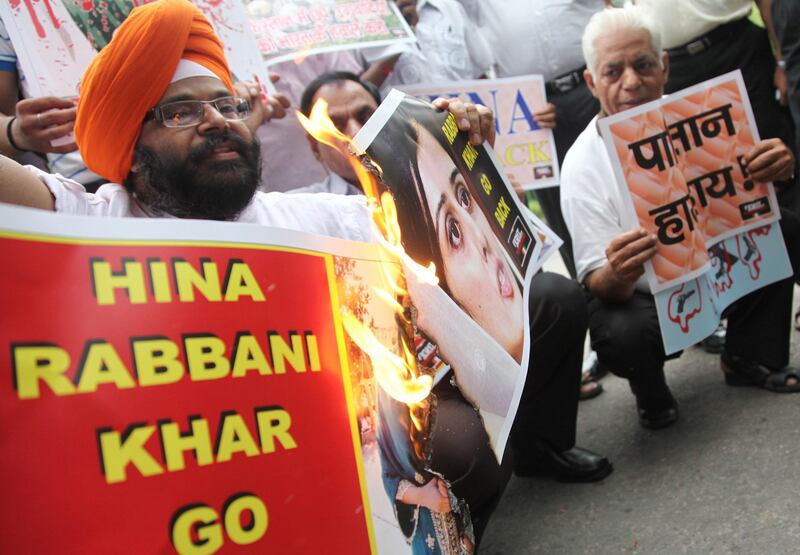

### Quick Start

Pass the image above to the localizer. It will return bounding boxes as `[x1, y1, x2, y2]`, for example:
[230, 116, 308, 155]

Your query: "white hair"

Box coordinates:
[582, 6, 663, 77]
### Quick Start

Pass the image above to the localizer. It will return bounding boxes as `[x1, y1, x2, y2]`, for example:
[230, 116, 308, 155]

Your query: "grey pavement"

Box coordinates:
[480, 286, 800, 555]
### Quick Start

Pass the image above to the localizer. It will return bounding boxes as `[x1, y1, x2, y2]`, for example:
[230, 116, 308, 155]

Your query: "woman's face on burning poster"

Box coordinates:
[415, 125, 524, 362]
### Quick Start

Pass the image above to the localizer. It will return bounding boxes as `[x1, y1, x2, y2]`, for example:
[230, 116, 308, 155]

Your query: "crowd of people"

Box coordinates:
[1, 0, 799, 552]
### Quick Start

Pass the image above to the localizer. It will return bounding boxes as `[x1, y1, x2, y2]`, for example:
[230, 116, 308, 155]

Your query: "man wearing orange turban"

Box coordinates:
[74, 0, 234, 185]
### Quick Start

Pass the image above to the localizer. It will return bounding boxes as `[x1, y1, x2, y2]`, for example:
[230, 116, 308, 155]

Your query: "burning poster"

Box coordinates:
[401, 75, 559, 190]
[597, 70, 792, 354]
[353, 90, 540, 460]
[244, 0, 416, 66]
[0, 0, 274, 102]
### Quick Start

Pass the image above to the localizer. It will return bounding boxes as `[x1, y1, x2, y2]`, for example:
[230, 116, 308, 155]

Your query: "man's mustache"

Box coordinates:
[188, 131, 251, 164]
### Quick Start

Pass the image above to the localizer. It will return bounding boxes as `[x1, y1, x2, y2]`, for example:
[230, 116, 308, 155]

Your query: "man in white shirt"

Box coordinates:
[363, 0, 494, 96]
[561, 6, 800, 429]
[0, 0, 532, 545]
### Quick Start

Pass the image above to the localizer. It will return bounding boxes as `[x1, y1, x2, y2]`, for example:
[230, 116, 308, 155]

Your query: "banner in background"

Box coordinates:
[245, 0, 416, 66]
[401, 76, 559, 190]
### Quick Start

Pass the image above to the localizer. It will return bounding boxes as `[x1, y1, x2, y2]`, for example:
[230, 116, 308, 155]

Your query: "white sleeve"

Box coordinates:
[459, 4, 494, 76]
[560, 151, 626, 284]
[25, 165, 130, 217]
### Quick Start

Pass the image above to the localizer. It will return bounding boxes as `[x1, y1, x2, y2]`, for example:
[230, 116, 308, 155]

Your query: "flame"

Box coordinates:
[298, 99, 439, 425]
[340, 311, 432, 405]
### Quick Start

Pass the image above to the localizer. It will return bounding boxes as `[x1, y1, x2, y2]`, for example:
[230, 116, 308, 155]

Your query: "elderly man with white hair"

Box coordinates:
[560, 6, 800, 430]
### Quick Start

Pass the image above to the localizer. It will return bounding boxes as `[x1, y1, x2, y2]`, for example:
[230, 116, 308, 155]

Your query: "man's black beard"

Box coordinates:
[125, 130, 262, 221]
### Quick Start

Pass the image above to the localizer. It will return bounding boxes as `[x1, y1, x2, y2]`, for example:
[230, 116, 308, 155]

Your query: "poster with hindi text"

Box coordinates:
[401, 76, 559, 190]
[599, 70, 781, 294]
[245, 0, 416, 66]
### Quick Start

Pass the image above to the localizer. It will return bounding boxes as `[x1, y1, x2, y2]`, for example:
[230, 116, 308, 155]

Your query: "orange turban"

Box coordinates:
[74, 0, 234, 184]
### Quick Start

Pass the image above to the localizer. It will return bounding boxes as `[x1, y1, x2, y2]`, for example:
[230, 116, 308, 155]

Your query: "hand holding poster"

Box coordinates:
[598, 71, 792, 353]
[599, 70, 781, 293]
[400, 76, 559, 190]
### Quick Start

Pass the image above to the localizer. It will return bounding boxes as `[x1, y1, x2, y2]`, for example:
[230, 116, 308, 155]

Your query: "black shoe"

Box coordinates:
[634, 389, 679, 429]
[514, 440, 613, 482]
[630, 367, 679, 430]
[636, 399, 679, 429]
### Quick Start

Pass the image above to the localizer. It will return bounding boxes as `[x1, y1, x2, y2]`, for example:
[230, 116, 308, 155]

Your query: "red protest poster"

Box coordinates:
[0, 230, 374, 553]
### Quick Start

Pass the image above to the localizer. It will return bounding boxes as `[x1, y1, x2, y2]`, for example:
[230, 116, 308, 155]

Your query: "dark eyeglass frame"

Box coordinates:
[145, 96, 251, 128]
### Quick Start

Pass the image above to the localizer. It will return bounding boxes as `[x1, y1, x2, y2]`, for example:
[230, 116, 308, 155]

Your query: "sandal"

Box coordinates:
[721, 351, 800, 393]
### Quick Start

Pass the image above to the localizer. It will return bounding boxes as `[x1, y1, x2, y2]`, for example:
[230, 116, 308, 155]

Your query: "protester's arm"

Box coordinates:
[584, 228, 658, 302]
[360, 0, 416, 87]
[744, 137, 795, 182]
[755, 0, 788, 106]
[0, 154, 55, 210]
[431, 97, 496, 147]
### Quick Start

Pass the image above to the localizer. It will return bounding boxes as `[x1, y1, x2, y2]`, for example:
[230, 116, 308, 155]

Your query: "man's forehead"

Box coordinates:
[315, 80, 378, 113]
[157, 76, 230, 104]
[597, 28, 657, 62]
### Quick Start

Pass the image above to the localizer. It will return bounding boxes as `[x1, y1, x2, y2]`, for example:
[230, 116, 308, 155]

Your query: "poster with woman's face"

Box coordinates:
[354, 90, 542, 458]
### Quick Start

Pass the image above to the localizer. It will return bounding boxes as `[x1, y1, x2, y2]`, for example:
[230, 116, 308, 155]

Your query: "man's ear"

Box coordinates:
[661, 51, 670, 82]
[584, 68, 598, 98]
[306, 133, 321, 160]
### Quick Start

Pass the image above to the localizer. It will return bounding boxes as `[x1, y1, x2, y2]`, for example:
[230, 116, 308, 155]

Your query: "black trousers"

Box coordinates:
[587, 210, 800, 390]
[533, 82, 600, 279]
[430, 272, 586, 544]
[665, 17, 799, 214]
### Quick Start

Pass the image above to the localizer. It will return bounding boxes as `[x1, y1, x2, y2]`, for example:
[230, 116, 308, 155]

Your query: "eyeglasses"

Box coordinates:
[146, 96, 250, 128]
